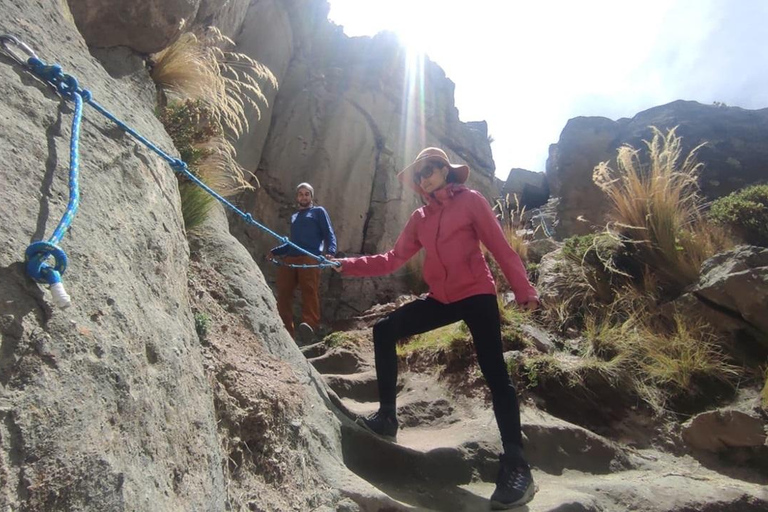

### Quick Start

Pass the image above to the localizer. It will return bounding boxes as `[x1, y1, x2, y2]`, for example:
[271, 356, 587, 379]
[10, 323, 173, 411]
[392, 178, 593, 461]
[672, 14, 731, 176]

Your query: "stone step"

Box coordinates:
[324, 370, 387, 402]
[300, 341, 327, 359]
[308, 347, 369, 375]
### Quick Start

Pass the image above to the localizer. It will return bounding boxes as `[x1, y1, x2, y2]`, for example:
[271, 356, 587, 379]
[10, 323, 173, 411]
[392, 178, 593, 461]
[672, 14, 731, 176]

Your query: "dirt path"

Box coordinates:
[302, 332, 768, 511]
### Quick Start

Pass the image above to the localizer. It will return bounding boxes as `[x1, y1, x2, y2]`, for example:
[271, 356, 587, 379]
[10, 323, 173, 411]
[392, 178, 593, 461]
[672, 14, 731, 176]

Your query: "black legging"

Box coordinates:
[372, 294, 523, 447]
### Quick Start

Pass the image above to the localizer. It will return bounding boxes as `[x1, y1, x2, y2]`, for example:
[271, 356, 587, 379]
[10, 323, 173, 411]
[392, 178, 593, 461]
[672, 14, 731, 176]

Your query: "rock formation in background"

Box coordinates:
[547, 100, 768, 238]
[226, 0, 496, 320]
[500, 167, 550, 210]
[66, 0, 203, 53]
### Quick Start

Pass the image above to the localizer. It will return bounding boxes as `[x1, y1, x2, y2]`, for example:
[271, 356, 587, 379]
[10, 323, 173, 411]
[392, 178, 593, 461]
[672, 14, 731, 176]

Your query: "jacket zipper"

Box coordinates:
[433, 205, 448, 300]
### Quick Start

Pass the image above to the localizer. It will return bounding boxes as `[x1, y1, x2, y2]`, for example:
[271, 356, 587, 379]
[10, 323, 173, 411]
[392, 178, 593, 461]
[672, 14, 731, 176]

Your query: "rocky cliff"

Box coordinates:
[547, 100, 768, 238]
[0, 1, 397, 510]
[4, 2, 767, 512]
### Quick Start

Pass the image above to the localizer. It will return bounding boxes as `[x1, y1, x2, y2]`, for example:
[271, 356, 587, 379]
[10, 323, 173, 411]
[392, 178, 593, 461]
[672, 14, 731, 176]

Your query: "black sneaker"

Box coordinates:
[297, 322, 314, 345]
[356, 409, 398, 442]
[490, 452, 537, 509]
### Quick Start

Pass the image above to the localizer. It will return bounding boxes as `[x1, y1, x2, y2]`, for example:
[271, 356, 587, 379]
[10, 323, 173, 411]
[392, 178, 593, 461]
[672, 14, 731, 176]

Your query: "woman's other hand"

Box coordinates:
[520, 298, 539, 312]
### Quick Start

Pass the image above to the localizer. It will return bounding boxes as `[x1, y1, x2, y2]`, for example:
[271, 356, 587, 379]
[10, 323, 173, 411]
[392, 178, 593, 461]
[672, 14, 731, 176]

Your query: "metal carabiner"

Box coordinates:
[0, 34, 38, 67]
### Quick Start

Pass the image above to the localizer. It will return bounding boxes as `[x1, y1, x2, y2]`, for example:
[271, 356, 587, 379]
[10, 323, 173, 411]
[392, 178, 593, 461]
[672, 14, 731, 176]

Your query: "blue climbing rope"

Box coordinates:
[270, 258, 335, 269]
[531, 208, 553, 238]
[1, 34, 338, 306]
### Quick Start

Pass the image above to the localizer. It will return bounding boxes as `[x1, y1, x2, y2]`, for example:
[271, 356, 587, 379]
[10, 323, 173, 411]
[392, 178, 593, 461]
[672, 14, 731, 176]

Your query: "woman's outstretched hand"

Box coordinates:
[329, 258, 343, 273]
[520, 298, 539, 312]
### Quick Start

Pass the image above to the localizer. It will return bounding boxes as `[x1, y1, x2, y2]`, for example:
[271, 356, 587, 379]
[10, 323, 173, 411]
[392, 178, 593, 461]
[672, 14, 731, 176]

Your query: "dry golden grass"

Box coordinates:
[503, 225, 528, 262]
[196, 136, 257, 196]
[593, 126, 730, 296]
[580, 299, 739, 413]
[151, 27, 277, 137]
[761, 368, 768, 410]
[152, 28, 276, 202]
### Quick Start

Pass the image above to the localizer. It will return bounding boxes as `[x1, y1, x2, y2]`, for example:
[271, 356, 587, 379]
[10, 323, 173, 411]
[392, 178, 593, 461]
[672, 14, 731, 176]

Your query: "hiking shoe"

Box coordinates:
[490, 452, 537, 509]
[356, 409, 398, 442]
[297, 322, 314, 345]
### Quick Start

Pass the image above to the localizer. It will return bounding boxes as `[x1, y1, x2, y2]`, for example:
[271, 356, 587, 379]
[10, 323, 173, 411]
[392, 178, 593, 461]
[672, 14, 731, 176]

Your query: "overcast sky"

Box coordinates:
[327, 0, 768, 178]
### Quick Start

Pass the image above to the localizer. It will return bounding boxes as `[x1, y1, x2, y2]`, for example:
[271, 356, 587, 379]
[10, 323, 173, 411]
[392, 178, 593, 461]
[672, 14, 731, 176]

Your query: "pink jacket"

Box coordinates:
[339, 185, 538, 305]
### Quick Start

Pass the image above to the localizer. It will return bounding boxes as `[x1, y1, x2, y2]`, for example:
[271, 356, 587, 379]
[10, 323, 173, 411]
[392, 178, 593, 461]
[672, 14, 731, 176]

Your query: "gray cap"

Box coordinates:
[296, 182, 314, 197]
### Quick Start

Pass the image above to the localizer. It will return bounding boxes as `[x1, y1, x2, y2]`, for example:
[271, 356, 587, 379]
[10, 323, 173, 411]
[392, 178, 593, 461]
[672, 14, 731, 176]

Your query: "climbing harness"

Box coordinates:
[1, 34, 339, 308]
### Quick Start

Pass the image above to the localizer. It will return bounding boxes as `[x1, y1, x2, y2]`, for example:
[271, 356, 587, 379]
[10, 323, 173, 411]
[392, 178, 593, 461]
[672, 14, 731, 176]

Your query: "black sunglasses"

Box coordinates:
[413, 161, 445, 183]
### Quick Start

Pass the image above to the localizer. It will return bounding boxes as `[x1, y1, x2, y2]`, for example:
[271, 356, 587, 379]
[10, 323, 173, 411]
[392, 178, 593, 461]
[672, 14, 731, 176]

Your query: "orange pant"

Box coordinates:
[276, 255, 321, 336]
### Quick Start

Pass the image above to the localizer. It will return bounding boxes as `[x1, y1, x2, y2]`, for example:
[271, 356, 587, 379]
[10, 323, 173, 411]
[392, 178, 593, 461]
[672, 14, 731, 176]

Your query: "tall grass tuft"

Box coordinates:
[580, 302, 738, 413]
[151, 27, 277, 136]
[152, 27, 276, 228]
[593, 126, 729, 296]
[179, 181, 215, 231]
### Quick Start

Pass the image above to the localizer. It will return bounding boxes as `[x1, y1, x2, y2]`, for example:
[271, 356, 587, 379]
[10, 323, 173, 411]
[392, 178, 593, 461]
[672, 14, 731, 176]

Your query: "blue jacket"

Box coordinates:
[271, 206, 337, 257]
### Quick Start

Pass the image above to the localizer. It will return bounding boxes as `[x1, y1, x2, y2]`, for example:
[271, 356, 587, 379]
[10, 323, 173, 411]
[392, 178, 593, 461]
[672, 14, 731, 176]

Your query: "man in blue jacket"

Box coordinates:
[270, 182, 337, 343]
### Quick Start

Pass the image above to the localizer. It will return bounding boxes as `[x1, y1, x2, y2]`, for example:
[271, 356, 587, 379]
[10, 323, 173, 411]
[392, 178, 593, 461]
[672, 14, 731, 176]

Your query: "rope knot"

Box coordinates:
[170, 159, 188, 174]
[79, 89, 92, 102]
[25, 241, 68, 285]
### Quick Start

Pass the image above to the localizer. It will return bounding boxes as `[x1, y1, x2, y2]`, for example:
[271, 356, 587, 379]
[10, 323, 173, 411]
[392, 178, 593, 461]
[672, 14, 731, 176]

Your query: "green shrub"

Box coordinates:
[708, 184, 768, 247]
[194, 312, 211, 339]
[159, 99, 220, 168]
[180, 181, 214, 232]
[323, 331, 367, 349]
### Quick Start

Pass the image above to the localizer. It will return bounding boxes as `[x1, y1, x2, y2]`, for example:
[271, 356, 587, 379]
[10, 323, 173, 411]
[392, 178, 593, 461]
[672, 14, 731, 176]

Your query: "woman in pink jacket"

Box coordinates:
[333, 147, 539, 509]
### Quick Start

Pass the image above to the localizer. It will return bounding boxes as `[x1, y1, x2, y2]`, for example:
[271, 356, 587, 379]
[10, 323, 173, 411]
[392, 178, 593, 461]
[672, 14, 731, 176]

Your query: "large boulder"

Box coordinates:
[682, 408, 767, 453]
[694, 246, 768, 336]
[66, 0, 201, 53]
[193, 0, 252, 37]
[674, 246, 768, 350]
[547, 100, 768, 238]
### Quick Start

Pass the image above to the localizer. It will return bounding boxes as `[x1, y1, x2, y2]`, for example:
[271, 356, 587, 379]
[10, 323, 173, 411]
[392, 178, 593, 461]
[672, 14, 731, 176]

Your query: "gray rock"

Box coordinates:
[500, 167, 550, 209]
[1, 2, 223, 509]
[188, 205, 400, 510]
[67, 0, 201, 53]
[193, 0, 252, 37]
[521, 323, 557, 354]
[527, 238, 561, 264]
[674, 246, 768, 347]
[682, 408, 767, 453]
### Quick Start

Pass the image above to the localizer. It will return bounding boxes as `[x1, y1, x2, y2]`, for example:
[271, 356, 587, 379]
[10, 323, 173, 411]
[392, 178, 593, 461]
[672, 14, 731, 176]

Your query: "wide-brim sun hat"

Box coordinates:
[397, 147, 470, 193]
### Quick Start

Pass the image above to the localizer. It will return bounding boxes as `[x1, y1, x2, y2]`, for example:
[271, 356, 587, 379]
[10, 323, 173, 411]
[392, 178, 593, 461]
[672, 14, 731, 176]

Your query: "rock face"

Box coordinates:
[228, 5, 496, 319]
[1, 2, 223, 509]
[66, 0, 201, 53]
[193, 0, 252, 37]
[0, 2, 390, 510]
[547, 100, 768, 238]
[674, 246, 768, 350]
[501, 167, 550, 209]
